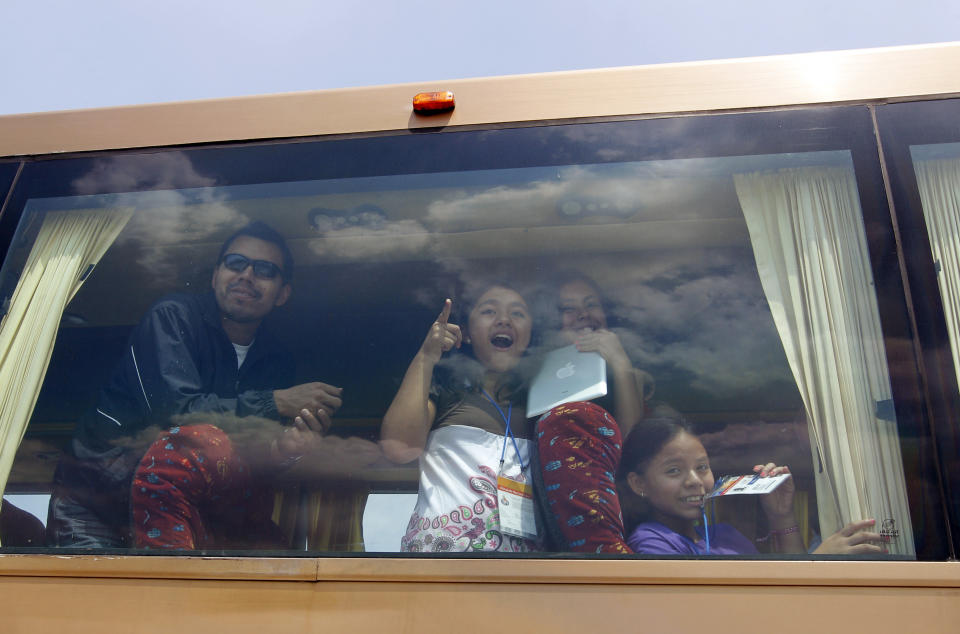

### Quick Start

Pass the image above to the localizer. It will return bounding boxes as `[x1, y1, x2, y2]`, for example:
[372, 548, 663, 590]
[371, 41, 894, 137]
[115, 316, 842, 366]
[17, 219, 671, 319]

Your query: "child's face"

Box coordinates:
[467, 286, 532, 373]
[627, 432, 714, 528]
[557, 280, 607, 344]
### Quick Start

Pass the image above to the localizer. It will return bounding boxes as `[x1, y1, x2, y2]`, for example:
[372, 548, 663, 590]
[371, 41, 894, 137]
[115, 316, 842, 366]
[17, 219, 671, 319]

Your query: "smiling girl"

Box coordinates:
[380, 282, 541, 552]
[620, 416, 888, 556]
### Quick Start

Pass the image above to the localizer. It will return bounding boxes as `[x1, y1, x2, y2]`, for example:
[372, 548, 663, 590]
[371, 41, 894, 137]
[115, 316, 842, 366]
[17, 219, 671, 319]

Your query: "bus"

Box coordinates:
[1, 41, 959, 632]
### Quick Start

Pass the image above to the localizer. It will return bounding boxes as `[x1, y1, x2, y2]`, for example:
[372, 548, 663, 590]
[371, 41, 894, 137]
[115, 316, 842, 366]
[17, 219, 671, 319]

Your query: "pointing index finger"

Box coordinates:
[437, 298, 452, 325]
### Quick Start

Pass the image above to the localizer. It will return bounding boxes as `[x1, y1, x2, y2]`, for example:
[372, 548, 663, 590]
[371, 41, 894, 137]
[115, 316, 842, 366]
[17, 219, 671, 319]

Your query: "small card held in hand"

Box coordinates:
[707, 473, 791, 498]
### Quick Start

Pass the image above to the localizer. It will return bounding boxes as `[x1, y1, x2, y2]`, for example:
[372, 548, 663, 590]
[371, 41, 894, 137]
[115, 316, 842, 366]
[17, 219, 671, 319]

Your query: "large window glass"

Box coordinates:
[0, 107, 942, 558]
[877, 99, 960, 555]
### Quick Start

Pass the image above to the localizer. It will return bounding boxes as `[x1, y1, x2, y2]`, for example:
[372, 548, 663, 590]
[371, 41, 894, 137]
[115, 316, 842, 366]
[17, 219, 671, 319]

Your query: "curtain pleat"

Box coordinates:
[734, 167, 914, 555]
[274, 485, 369, 551]
[0, 208, 132, 542]
[915, 158, 960, 386]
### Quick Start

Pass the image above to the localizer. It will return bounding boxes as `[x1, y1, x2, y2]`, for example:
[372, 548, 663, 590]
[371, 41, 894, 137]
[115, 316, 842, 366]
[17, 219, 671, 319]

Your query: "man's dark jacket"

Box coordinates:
[49, 292, 293, 547]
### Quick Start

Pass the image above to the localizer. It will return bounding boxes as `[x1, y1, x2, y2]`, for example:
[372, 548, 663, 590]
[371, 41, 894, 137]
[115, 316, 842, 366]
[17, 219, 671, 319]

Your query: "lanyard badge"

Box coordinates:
[482, 390, 539, 540]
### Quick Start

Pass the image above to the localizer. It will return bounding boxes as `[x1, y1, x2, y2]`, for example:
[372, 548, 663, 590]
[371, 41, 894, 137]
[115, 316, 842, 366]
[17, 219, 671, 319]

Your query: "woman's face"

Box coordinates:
[557, 280, 607, 344]
[627, 431, 714, 530]
[467, 285, 532, 373]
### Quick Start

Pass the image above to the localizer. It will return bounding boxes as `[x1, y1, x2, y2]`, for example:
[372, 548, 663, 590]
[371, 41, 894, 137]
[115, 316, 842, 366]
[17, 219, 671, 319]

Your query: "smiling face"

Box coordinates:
[557, 279, 607, 344]
[627, 431, 714, 538]
[467, 285, 532, 374]
[211, 235, 291, 327]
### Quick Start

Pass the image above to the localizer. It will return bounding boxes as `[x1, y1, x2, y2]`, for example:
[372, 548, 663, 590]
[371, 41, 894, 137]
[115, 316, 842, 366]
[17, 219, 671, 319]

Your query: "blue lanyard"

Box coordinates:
[481, 389, 526, 472]
[701, 505, 711, 554]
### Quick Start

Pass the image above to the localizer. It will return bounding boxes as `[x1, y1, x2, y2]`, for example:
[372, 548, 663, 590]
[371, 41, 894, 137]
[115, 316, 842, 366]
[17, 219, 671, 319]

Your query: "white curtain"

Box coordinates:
[0, 208, 132, 538]
[914, 158, 960, 387]
[734, 167, 914, 556]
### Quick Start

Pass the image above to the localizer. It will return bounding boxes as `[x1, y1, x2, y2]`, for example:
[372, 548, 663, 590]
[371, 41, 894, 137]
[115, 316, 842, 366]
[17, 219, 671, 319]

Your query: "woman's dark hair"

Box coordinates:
[617, 412, 695, 530]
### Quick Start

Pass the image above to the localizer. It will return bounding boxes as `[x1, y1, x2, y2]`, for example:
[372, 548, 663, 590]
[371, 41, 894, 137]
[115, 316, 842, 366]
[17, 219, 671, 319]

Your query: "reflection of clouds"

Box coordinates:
[700, 420, 808, 454]
[72, 153, 248, 280]
[427, 182, 559, 230]
[404, 249, 789, 402]
[581, 251, 792, 397]
[306, 219, 430, 261]
[425, 167, 718, 231]
[406, 257, 541, 310]
[72, 152, 216, 194]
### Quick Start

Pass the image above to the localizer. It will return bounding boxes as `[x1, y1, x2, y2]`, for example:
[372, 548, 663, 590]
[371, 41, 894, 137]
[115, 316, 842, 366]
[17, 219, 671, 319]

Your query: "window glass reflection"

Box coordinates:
[0, 141, 909, 558]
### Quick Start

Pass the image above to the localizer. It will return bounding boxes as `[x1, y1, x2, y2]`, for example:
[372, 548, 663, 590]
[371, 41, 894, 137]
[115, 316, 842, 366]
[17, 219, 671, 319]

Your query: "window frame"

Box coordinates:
[1, 44, 960, 581]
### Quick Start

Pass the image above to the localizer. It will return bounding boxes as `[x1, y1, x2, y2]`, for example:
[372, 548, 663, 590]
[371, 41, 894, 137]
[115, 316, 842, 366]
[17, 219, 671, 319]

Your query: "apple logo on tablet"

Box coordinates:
[556, 362, 575, 379]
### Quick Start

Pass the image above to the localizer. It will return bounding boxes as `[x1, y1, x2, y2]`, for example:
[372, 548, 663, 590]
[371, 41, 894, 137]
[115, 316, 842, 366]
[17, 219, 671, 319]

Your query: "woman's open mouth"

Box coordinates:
[491, 333, 514, 349]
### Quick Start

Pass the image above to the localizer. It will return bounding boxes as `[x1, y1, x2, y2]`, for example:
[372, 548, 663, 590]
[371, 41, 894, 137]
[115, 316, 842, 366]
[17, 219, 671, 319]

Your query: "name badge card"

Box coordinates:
[497, 473, 539, 539]
[707, 473, 791, 499]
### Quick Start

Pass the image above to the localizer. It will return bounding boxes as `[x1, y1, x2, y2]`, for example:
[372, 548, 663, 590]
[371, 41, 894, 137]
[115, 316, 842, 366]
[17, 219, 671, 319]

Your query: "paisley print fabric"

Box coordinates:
[401, 425, 541, 552]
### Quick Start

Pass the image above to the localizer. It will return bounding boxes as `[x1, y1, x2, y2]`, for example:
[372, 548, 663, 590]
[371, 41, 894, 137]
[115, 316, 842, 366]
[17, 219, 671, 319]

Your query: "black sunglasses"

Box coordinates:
[220, 253, 284, 280]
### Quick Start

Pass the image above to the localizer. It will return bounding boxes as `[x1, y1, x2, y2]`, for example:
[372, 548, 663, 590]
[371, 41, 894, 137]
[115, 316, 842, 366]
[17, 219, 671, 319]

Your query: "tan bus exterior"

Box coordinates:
[2, 42, 960, 633]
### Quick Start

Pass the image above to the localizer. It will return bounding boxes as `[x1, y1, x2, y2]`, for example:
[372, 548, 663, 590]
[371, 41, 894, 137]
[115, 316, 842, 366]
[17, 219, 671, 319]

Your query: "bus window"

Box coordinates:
[0, 104, 942, 558]
[876, 98, 960, 555]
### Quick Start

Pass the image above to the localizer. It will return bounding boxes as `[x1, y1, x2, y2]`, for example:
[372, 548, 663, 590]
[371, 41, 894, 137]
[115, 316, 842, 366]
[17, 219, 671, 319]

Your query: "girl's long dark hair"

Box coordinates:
[616, 413, 695, 532]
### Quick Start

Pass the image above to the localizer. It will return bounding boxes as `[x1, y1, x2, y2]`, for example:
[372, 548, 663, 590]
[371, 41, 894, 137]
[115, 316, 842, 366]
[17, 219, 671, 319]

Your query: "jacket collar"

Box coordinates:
[199, 291, 278, 359]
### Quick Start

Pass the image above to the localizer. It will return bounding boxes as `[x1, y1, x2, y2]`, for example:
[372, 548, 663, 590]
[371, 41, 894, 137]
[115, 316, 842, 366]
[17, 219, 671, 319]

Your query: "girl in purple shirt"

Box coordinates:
[619, 416, 888, 556]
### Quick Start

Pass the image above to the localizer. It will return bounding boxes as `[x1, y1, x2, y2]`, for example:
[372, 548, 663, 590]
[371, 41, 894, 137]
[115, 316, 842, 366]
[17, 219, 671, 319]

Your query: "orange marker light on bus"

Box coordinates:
[412, 91, 455, 114]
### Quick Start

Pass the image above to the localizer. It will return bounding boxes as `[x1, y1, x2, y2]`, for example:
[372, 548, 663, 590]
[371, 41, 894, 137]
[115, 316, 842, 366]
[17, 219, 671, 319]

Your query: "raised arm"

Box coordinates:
[380, 299, 461, 464]
[572, 329, 644, 436]
[755, 463, 806, 553]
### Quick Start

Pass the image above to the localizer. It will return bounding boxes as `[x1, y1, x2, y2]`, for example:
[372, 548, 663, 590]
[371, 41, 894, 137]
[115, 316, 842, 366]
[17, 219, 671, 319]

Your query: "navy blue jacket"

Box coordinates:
[50, 292, 293, 547]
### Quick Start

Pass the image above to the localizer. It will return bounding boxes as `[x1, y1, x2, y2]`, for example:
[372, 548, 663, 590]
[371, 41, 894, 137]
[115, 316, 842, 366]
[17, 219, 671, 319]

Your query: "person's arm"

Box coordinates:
[129, 300, 344, 430]
[754, 462, 887, 555]
[755, 463, 806, 553]
[813, 518, 887, 555]
[572, 329, 644, 436]
[380, 300, 461, 464]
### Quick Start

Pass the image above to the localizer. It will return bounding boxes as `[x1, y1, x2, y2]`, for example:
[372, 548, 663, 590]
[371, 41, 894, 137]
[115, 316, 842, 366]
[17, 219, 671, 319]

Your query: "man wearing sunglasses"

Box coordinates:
[49, 221, 373, 549]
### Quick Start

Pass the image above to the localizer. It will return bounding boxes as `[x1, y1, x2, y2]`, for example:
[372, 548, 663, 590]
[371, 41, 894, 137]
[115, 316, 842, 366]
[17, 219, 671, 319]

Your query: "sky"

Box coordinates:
[2, 0, 958, 116]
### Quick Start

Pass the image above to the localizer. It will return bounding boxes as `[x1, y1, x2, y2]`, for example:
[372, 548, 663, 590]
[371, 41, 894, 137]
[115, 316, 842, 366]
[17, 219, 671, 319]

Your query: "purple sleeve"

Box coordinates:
[627, 523, 697, 555]
[628, 522, 758, 555]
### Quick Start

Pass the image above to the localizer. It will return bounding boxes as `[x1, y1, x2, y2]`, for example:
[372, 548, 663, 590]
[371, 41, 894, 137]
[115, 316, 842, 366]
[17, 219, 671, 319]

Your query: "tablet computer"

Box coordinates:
[526, 344, 607, 418]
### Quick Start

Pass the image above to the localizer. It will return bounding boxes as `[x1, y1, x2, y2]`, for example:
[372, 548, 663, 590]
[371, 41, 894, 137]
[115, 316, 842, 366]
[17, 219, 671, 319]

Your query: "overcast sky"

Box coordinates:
[2, 0, 958, 115]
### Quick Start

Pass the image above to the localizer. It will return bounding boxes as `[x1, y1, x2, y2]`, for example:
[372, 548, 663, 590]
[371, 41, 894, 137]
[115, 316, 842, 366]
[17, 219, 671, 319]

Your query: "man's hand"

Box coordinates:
[274, 416, 322, 458]
[274, 382, 343, 431]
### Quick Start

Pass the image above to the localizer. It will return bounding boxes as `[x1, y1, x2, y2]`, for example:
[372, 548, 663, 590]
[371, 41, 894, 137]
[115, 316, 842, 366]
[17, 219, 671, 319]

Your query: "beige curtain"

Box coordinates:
[0, 208, 133, 533]
[734, 167, 914, 555]
[273, 485, 369, 552]
[915, 158, 960, 385]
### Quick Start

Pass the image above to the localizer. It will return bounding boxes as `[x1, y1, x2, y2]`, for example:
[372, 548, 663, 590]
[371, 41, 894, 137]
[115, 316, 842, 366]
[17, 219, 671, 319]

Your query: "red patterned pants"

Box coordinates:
[130, 424, 281, 549]
[536, 402, 632, 554]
